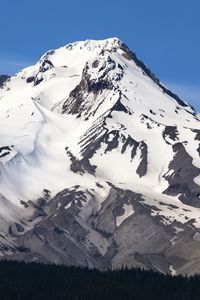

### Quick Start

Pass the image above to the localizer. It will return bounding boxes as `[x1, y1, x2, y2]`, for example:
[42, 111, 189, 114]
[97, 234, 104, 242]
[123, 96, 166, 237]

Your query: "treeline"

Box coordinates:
[0, 260, 199, 299]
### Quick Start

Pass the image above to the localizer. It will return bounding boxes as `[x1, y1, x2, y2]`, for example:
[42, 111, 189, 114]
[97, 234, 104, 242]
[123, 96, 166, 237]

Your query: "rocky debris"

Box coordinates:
[1, 185, 199, 275]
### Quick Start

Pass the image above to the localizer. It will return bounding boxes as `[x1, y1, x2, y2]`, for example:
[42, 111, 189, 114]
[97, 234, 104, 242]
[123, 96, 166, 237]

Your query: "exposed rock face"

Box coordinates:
[0, 38, 200, 275]
[163, 143, 200, 207]
[0, 75, 9, 87]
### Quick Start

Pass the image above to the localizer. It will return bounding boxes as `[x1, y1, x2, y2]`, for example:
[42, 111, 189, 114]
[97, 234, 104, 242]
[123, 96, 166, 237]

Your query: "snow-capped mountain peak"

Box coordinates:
[0, 38, 200, 275]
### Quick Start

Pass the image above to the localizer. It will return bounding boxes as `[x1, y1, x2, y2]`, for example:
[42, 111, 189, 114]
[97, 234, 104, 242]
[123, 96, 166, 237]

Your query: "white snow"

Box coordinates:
[169, 265, 176, 276]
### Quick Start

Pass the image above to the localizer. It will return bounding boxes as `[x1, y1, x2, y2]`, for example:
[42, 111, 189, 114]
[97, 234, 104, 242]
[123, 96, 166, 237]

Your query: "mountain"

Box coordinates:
[0, 38, 200, 275]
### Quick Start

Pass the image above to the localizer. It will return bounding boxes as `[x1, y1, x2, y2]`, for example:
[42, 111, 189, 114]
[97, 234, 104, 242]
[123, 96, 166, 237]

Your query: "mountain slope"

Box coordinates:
[0, 38, 200, 275]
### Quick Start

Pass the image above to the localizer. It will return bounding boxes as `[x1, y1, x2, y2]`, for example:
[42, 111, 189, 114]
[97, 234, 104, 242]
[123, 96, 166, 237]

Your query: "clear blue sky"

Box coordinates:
[0, 0, 199, 110]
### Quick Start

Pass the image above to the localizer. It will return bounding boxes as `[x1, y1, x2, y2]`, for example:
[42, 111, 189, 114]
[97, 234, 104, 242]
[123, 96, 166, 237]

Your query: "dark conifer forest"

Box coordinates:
[0, 261, 199, 299]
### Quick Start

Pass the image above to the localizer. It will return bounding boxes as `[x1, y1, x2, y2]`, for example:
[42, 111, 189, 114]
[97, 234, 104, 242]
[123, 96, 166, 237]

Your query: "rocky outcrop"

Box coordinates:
[0, 75, 9, 87]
